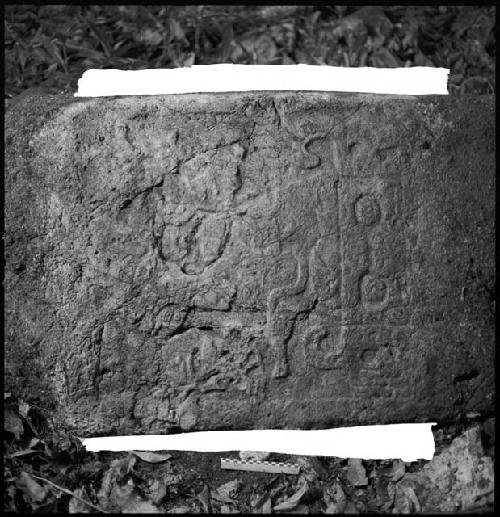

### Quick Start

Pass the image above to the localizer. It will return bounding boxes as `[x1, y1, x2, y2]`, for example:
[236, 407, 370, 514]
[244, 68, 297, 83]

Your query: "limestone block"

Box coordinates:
[4, 93, 495, 436]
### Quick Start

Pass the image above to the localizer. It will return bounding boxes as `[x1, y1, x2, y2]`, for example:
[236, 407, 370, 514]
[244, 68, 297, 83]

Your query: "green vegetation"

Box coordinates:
[4, 5, 495, 98]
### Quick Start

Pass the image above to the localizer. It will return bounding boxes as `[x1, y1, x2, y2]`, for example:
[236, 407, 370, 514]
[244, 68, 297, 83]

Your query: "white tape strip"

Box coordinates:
[74, 65, 449, 97]
[80, 423, 436, 461]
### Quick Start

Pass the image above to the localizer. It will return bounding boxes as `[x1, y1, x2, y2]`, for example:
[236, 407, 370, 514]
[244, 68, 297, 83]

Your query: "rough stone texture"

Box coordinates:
[391, 426, 494, 512]
[4, 93, 495, 436]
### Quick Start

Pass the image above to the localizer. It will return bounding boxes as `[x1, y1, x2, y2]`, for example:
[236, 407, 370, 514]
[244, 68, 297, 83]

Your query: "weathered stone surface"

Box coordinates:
[391, 426, 494, 512]
[5, 93, 494, 436]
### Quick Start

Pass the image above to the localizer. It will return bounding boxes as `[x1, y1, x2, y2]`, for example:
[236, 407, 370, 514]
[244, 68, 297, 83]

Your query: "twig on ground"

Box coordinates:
[30, 474, 109, 513]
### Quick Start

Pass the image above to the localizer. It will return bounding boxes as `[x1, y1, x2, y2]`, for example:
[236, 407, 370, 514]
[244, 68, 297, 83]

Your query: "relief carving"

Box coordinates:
[161, 214, 230, 275]
[299, 131, 330, 170]
[303, 325, 345, 370]
[7, 93, 493, 437]
[354, 194, 381, 225]
[266, 250, 309, 378]
[351, 187, 403, 313]
[161, 328, 266, 412]
[277, 107, 331, 171]
[359, 273, 390, 311]
[301, 164, 406, 370]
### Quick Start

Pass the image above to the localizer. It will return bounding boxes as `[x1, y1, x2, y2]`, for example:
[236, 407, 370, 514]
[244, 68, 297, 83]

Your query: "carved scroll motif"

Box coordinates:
[263, 112, 336, 378]
[287, 119, 330, 171]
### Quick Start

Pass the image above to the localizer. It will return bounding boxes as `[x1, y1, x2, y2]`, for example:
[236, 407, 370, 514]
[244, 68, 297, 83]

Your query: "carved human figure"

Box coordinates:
[266, 248, 310, 378]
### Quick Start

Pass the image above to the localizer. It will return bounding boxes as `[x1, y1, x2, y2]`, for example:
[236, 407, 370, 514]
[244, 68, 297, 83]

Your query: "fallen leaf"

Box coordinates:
[466, 11, 496, 46]
[18, 400, 30, 419]
[250, 492, 269, 513]
[105, 478, 156, 513]
[140, 28, 163, 46]
[68, 487, 93, 514]
[401, 18, 420, 50]
[6, 484, 18, 512]
[346, 459, 368, 487]
[413, 50, 434, 67]
[196, 484, 211, 513]
[167, 506, 192, 514]
[272, 476, 308, 512]
[4, 408, 24, 439]
[26, 407, 47, 436]
[392, 482, 421, 513]
[169, 18, 187, 44]
[403, 485, 421, 512]
[344, 501, 359, 514]
[324, 481, 347, 513]
[8, 447, 39, 458]
[391, 460, 406, 482]
[213, 479, 240, 503]
[133, 450, 172, 463]
[333, 14, 368, 53]
[295, 456, 328, 481]
[29, 437, 42, 448]
[121, 496, 164, 514]
[16, 471, 49, 504]
[220, 504, 240, 514]
[240, 34, 278, 64]
[451, 7, 479, 38]
[355, 6, 393, 40]
[261, 497, 272, 514]
[182, 52, 195, 67]
[370, 47, 402, 67]
[148, 478, 167, 506]
[97, 455, 137, 509]
[324, 502, 341, 514]
[286, 503, 309, 514]
[239, 450, 270, 461]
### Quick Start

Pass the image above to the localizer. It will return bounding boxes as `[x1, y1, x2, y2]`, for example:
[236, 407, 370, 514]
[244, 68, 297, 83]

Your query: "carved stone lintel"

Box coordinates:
[5, 93, 494, 435]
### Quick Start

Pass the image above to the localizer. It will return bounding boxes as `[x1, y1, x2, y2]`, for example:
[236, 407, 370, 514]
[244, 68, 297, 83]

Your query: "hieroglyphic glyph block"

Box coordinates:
[5, 93, 494, 436]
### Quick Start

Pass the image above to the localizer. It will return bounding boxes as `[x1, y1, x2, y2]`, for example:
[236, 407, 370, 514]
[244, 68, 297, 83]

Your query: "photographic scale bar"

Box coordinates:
[221, 457, 300, 475]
